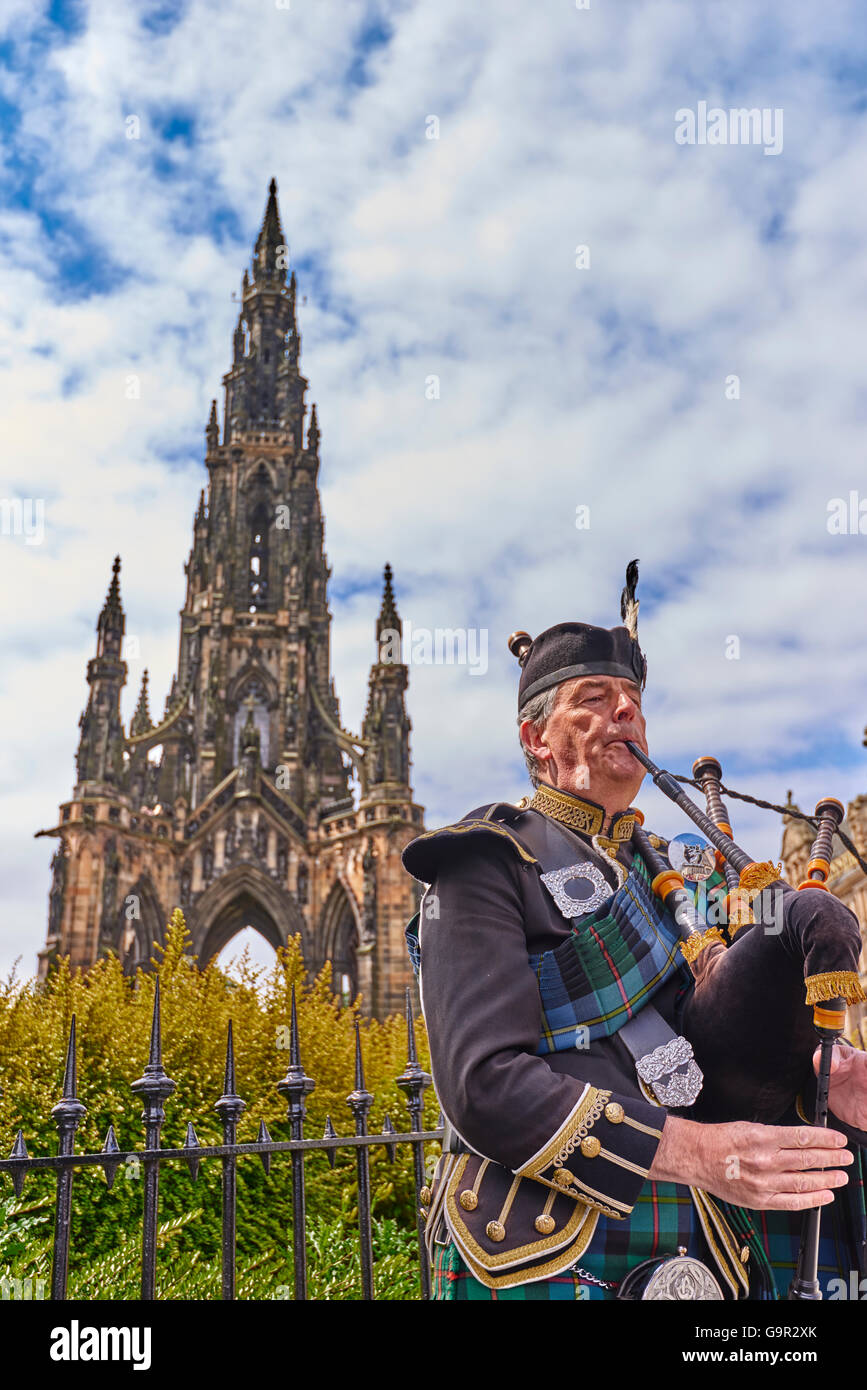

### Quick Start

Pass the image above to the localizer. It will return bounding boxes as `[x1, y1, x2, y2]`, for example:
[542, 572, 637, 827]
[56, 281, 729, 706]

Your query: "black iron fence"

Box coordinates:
[0, 983, 443, 1301]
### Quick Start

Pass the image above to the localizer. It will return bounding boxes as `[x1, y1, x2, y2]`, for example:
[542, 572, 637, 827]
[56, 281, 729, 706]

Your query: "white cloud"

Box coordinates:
[1, 0, 867, 977]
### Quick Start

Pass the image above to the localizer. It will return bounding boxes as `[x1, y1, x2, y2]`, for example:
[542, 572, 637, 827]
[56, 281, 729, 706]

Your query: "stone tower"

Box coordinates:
[37, 180, 424, 1017]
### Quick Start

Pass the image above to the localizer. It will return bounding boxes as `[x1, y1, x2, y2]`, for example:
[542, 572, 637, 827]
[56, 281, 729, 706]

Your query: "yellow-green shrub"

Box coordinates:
[0, 911, 439, 1291]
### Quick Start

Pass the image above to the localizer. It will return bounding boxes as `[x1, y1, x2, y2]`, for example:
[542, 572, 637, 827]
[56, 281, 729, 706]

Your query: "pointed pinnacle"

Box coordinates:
[323, 1114, 338, 1169]
[377, 563, 399, 638]
[101, 555, 123, 617]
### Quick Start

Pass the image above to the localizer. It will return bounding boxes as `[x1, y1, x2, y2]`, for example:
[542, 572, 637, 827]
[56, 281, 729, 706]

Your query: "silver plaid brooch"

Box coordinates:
[540, 862, 612, 920]
[635, 1036, 703, 1107]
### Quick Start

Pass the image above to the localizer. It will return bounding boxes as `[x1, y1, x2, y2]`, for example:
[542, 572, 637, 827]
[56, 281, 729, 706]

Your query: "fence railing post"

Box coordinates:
[396, 988, 433, 1300]
[347, 1022, 374, 1300]
[130, 979, 176, 1300]
[276, 984, 314, 1300]
[215, 1020, 245, 1301]
[50, 1015, 87, 1301]
[1, 976, 445, 1304]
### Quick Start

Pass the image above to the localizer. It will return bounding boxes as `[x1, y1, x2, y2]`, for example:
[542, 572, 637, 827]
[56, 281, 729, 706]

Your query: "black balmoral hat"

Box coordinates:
[509, 561, 647, 707]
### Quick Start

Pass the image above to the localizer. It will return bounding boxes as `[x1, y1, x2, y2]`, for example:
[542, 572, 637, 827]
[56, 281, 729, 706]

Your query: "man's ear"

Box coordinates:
[520, 718, 549, 762]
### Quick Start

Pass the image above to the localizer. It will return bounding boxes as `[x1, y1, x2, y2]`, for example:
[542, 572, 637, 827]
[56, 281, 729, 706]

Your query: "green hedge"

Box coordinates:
[0, 911, 440, 1300]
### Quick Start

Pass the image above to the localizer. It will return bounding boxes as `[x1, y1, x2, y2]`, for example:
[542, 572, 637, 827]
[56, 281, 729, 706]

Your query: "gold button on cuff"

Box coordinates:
[604, 1102, 624, 1124]
[580, 1135, 601, 1158]
[534, 1214, 556, 1235]
[486, 1220, 505, 1242]
[459, 1189, 478, 1212]
[419, 1186, 432, 1207]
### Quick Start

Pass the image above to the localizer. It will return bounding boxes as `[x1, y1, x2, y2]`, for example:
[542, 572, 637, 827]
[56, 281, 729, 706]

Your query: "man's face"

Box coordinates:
[521, 675, 648, 802]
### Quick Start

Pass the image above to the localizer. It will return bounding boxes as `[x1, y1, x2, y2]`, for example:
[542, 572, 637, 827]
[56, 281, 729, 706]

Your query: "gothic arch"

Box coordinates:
[318, 878, 362, 1003]
[112, 873, 166, 975]
[225, 662, 279, 710]
[192, 863, 309, 965]
[241, 457, 279, 492]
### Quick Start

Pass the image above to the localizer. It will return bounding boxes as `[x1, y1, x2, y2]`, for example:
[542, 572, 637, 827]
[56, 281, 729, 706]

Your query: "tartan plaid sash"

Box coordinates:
[530, 853, 694, 1053]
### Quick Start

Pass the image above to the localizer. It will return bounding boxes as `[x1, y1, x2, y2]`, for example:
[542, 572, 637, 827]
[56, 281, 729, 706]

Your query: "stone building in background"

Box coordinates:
[781, 790, 867, 1046]
[37, 180, 424, 1018]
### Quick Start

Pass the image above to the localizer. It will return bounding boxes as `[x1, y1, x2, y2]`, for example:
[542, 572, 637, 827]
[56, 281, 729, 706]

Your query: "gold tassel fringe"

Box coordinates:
[738, 861, 782, 895]
[804, 971, 867, 1007]
[680, 927, 727, 965]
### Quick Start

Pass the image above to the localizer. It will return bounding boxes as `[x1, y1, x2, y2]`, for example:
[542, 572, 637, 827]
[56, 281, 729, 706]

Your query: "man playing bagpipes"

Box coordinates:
[401, 564, 867, 1300]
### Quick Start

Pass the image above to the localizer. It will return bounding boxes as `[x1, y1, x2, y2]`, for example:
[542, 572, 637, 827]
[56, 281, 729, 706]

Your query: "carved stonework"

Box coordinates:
[361, 839, 377, 947]
[37, 181, 424, 1017]
[48, 843, 68, 940]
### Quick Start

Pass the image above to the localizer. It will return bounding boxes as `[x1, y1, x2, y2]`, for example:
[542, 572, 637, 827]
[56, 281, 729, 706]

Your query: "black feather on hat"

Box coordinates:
[509, 561, 647, 708]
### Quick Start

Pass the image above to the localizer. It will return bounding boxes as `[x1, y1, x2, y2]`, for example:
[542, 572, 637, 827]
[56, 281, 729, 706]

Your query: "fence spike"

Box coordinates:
[224, 1019, 237, 1095]
[323, 1114, 337, 1169]
[148, 979, 163, 1067]
[354, 1021, 366, 1091]
[404, 987, 418, 1064]
[276, 986, 315, 1126]
[51, 1017, 87, 1154]
[215, 1020, 246, 1128]
[397, 984, 432, 1129]
[346, 1024, 373, 1123]
[289, 983, 300, 1066]
[61, 1015, 79, 1098]
[10, 1129, 28, 1197]
[100, 1124, 122, 1190]
[381, 1112, 397, 1163]
[257, 1119, 272, 1175]
[183, 1121, 201, 1181]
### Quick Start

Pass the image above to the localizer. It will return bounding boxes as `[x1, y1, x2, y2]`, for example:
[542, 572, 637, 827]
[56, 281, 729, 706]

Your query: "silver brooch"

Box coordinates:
[635, 1036, 703, 1107]
[540, 862, 612, 919]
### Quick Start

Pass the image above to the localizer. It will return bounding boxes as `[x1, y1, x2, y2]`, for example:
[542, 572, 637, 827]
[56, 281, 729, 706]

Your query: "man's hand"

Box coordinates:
[817, 1043, 867, 1133]
[648, 1115, 852, 1210]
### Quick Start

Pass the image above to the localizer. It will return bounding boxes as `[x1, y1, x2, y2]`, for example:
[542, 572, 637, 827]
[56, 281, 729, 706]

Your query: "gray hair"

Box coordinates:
[517, 685, 561, 788]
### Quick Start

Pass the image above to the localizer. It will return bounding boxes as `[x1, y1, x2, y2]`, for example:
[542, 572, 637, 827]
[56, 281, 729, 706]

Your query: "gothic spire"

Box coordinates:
[222, 179, 304, 443]
[253, 176, 286, 285]
[206, 399, 219, 452]
[75, 557, 127, 787]
[97, 556, 125, 657]
[307, 403, 319, 455]
[362, 564, 411, 793]
[130, 669, 153, 737]
[101, 555, 122, 615]
[377, 563, 400, 649]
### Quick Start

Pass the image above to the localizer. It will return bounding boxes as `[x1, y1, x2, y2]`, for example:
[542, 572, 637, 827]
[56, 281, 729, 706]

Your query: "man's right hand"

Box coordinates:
[648, 1115, 853, 1210]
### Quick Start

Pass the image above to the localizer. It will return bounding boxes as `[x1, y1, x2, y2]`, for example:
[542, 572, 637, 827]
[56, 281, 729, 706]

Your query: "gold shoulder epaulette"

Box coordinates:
[401, 807, 538, 883]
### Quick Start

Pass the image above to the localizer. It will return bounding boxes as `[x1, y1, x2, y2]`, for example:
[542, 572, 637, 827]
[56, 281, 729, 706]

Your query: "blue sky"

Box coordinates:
[2, 0, 867, 977]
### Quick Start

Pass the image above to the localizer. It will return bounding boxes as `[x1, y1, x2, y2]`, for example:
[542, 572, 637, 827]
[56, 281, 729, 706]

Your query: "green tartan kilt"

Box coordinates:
[430, 1176, 861, 1301]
